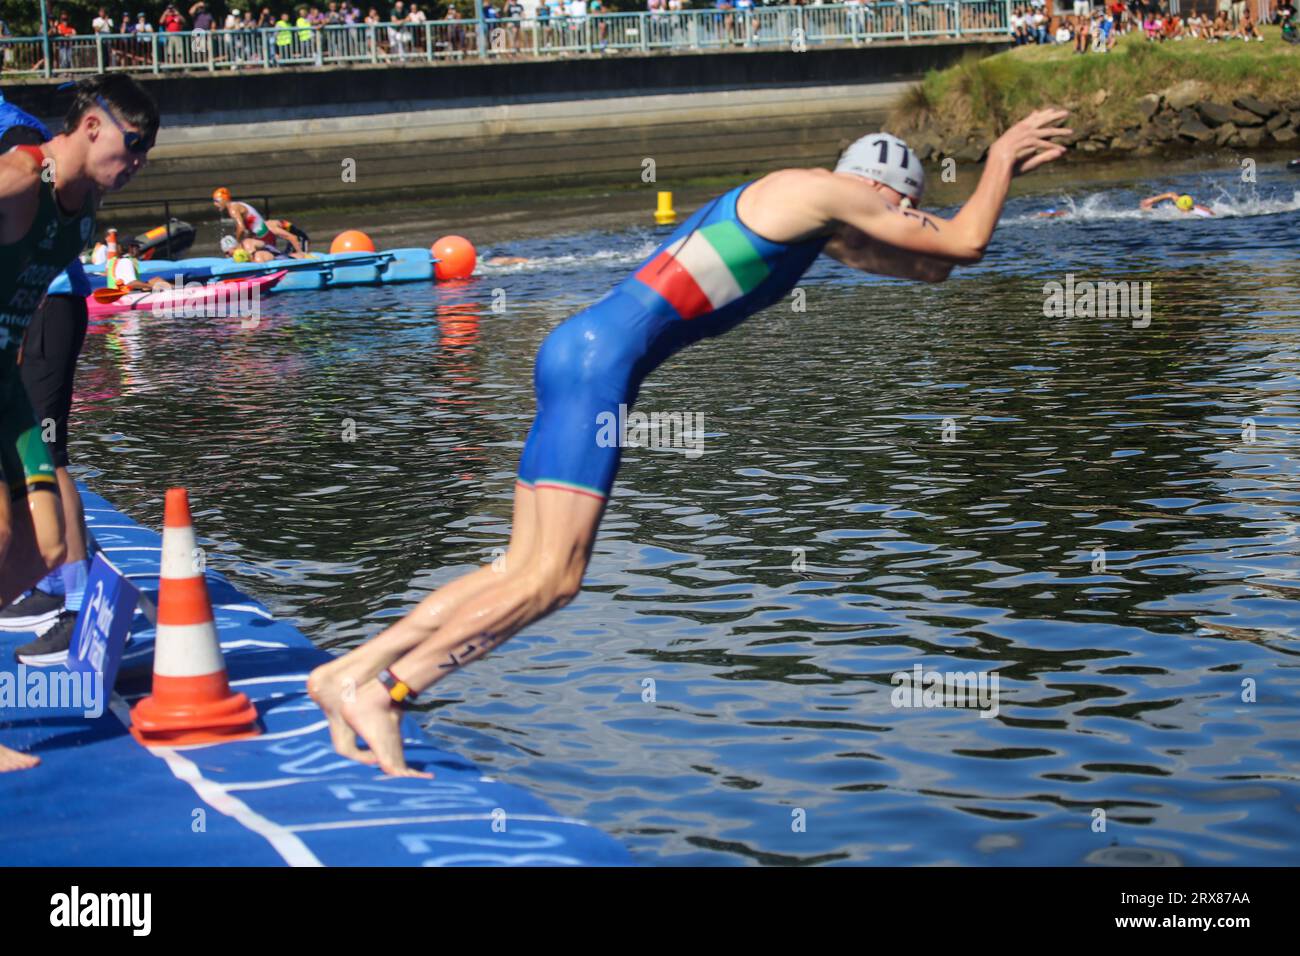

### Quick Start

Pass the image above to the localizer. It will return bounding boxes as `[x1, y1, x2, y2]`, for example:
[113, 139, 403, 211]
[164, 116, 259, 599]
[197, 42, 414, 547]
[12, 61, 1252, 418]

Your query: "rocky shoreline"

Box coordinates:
[899, 80, 1300, 163]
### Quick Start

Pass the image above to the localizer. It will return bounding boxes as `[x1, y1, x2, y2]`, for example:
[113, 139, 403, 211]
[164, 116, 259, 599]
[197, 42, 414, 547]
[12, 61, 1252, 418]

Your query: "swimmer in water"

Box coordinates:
[307, 109, 1074, 776]
[1139, 192, 1215, 216]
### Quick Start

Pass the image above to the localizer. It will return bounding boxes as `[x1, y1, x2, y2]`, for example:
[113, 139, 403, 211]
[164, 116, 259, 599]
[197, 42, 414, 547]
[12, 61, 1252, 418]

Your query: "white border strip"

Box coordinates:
[288, 813, 590, 834]
[108, 698, 323, 867]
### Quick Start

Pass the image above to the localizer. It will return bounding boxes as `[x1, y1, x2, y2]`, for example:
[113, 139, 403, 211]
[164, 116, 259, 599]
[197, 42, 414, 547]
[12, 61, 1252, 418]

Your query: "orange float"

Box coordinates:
[330, 229, 376, 254]
[432, 235, 476, 280]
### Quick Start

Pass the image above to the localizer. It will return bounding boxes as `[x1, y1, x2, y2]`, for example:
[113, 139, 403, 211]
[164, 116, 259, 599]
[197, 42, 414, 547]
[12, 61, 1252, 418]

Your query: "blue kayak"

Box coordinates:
[53, 247, 438, 295]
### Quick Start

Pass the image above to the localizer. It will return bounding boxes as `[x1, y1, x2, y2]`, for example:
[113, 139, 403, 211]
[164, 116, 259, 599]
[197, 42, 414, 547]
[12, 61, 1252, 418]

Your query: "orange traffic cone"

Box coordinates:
[130, 488, 261, 745]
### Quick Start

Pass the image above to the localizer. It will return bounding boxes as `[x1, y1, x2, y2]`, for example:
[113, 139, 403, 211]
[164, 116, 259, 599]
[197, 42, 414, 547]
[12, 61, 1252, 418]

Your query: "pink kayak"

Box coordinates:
[86, 270, 287, 316]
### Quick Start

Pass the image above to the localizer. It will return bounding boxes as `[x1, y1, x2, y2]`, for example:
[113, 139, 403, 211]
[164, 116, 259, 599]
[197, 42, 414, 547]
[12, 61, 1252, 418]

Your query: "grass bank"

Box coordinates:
[889, 29, 1300, 154]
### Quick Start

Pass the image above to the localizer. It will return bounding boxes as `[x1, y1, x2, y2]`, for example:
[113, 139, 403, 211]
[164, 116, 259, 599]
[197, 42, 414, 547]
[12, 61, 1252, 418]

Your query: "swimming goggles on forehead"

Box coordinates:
[95, 95, 152, 155]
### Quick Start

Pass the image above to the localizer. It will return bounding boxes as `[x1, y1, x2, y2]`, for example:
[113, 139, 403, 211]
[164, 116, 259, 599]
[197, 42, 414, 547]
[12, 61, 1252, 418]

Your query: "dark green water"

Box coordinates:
[70, 163, 1300, 864]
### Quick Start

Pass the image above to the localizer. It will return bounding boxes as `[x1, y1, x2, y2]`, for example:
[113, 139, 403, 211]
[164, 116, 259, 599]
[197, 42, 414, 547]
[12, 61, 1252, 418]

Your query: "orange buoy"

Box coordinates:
[330, 229, 376, 254]
[432, 235, 476, 280]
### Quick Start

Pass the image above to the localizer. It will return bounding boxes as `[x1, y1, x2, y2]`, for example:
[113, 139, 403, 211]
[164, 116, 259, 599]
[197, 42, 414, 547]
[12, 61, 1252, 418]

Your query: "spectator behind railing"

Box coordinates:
[191, 2, 215, 59]
[410, 2, 428, 51]
[91, 7, 114, 67]
[0, 14, 12, 73]
[323, 1, 341, 57]
[55, 12, 78, 72]
[192, 4, 215, 31]
[364, 6, 381, 57]
[538, 0, 552, 48]
[446, 4, 466, 54]
[272, 10, 292, 63]
[389, 3, 410, 59]
[159, 4, 185, 64]
[295, 5, 314, 58]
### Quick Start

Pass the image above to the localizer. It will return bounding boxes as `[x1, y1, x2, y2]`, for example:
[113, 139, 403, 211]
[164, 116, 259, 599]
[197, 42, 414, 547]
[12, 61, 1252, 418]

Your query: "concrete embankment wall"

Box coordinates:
[5, 41, 999, 214]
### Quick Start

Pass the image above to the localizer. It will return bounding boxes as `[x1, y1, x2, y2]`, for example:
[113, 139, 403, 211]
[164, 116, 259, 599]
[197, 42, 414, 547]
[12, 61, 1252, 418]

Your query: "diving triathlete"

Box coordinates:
[307, 109, 1074, 776]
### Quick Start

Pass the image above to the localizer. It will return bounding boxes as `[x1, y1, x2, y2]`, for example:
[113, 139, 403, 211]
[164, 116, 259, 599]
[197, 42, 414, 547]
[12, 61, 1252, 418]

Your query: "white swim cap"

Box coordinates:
[835, 132, 925, 205]
[220, 235, 238, 253]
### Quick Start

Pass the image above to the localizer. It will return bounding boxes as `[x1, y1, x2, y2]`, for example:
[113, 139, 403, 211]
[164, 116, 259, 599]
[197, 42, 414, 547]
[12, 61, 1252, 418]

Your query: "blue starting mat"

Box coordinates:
[0, 487, 630, 867]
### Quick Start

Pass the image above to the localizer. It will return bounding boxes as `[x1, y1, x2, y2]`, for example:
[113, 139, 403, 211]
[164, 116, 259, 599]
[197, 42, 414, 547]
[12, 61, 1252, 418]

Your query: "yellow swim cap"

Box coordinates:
[1175, 195, 1194, 212]
[232, 249, 251, 263]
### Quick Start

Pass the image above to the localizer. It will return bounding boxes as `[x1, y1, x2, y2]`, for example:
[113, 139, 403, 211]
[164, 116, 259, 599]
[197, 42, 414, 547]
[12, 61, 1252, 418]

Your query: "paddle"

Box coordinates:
[91, 286, 134, 304]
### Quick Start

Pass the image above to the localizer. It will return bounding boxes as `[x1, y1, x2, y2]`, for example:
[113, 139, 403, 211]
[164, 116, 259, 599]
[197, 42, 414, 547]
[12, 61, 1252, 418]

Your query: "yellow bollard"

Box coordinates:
[654, 191, 677, 226]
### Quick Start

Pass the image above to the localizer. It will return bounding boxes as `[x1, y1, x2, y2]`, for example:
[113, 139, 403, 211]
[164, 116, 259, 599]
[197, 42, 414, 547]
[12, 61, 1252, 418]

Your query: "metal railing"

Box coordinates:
[98, 194, 273, 223]
[0, 3, 1011, 78]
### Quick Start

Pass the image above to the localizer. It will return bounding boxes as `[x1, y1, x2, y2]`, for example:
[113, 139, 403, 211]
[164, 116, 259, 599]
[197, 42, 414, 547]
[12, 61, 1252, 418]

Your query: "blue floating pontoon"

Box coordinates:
[49, 248, 438, 296]
[0, 487, 630, 867]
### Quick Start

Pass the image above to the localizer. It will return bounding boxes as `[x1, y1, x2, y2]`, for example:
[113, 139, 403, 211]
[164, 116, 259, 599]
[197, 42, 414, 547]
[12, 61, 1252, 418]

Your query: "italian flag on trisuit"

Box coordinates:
[634, 220, 771, 320]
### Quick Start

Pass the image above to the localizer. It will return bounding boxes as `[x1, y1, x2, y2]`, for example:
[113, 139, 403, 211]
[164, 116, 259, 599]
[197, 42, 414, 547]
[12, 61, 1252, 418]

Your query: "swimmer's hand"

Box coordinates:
[989, 108, 1072, 176]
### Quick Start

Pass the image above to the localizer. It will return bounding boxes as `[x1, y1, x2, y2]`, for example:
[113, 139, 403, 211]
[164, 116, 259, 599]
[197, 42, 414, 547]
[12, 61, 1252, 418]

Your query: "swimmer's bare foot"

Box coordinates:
[308, 662, 378, 766]
[0, 743, 39, 772]
[340, 680, 433, 779]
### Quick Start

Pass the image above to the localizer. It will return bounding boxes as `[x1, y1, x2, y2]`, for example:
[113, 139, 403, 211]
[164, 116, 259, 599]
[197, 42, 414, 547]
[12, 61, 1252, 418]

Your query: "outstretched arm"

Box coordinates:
[1139, 192, 1178, 210]
[815, 108, 1072, 267]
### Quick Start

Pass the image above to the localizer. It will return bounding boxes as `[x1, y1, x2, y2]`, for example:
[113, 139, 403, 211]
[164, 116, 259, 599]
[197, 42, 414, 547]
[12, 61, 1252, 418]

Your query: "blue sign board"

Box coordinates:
[66, 553, 140, 704]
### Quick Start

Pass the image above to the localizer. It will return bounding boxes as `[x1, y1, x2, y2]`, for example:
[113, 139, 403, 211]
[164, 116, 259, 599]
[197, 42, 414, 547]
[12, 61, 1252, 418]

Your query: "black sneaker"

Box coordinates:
[15, 610, 77, 666]
[0, 588, 64, 633]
